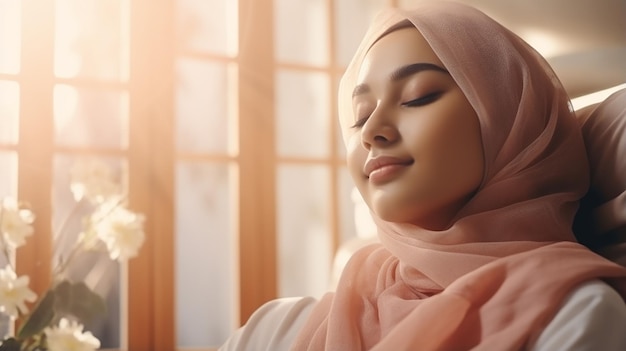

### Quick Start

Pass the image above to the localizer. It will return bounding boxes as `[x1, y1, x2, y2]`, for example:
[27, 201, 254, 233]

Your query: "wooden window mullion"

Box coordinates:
[327, 0, 341, 261]
[128, 0, 175, 349]
[237, 0, 277, 324]
[16, 0, 55, 298]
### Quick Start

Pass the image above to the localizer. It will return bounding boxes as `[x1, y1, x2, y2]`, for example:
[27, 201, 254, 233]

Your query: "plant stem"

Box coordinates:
[51, 197, 86, 262]
[52, 195, 126, 280]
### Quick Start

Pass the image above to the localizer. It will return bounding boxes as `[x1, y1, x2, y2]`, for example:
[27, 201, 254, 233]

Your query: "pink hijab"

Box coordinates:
[292, 3, 626, 350]
[575, 89, 626, 265]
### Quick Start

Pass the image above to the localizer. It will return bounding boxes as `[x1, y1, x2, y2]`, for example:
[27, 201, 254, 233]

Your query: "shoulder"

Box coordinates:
[531, 280, 626, 351]
[219, 296, 318, 351]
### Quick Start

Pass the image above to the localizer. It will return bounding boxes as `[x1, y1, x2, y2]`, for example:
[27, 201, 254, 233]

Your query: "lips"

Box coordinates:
[364, 156, 414, 179]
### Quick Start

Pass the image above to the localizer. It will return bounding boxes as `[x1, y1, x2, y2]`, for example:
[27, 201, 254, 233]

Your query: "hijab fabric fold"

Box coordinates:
[293, 2, 626, 350]
[574, 89, 626, 265]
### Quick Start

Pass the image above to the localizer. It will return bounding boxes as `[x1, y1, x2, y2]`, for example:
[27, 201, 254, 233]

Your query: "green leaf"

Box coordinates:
[53, 280, 106, 323]
[15, 280, 107, 341]
[0, 337, 21, 351]
[16, 290, 56, 339]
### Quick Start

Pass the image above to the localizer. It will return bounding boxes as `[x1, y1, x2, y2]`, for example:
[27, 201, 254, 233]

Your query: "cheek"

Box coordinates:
[445, 103, 484, 170]
[426, 105, 484, 191]
[399, 97, 484, 185]
[418, 97, 482, 160]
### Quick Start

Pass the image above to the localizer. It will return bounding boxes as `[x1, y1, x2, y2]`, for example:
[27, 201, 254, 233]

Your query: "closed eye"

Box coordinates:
[350, 115, 369, 129]
[350, 92, 443, 128]
[401, 91, 442, 107]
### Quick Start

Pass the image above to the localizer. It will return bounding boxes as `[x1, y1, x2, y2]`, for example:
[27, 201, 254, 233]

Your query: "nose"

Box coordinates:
[360, 108, 399, 150]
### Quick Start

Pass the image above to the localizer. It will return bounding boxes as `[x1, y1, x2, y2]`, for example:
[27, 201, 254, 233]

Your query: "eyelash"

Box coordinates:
[401, 91, 442, 107]
[350, 91, 442, 129]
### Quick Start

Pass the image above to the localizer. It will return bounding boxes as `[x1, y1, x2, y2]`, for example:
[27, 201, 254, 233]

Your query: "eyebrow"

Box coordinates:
[351, 62, 449, 98]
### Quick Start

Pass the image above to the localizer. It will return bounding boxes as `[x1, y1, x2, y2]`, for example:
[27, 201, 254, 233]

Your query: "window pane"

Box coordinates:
[52, 154, 127, 348]
[54, 84, 128, 148]
[176, 161, 236, 348]
[0, 0, 20, 74]
[0, 151, 17, 199]
[333, 75, 347, 157]
[335, 107, 346, 158]
[332, 168, 378, 288]
[55, 0, 129, 81]
[0, 81, 19, 144]
[176, 0, 238, 56]
[0, 151, 17, 336]
[276, 70, 330, 158]
[338, 168, 358, 244]
[175, 59, 235, 154]
[274, 0, 328, 66]
[334, 0, 384, 66]
[277, 165, 331, 298]
[336, 124, 346, 157]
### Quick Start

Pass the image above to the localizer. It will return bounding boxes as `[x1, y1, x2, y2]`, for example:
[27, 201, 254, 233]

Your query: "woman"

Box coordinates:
[221, 2, 626, 350]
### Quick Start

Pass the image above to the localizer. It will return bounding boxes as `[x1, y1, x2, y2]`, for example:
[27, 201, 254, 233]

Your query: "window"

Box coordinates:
[1, 0, 391, 349]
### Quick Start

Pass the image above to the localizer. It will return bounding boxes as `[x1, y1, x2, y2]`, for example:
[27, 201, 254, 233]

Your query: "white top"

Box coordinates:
[219, 280, 626, 351]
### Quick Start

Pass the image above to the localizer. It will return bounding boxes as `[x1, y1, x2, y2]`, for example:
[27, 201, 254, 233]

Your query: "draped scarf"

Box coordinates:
[575, 89, 626, 265]
[292, 2, 626, 350]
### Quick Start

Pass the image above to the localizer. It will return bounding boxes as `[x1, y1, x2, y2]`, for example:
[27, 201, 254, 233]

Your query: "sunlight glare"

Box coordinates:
[519, 28, 569, 58]
[53, 85, 79, 135]
[0, 0, 21, 74]
[54, 0, 83, 78]
[0, 81, 19, 144]
[54, 0, 128, 80]
[571, 83, 626, 110]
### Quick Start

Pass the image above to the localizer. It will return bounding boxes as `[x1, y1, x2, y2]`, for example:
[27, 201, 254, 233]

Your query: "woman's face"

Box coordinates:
[344, 27, 485, 230]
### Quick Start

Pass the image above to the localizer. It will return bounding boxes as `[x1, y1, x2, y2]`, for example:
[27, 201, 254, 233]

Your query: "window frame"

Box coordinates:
[9, 0, 403, 349]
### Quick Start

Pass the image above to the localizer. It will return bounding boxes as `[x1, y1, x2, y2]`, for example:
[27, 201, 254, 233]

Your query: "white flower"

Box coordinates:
[89, 203, 145, 261]
[0, 198, 34, 249]
[77, 215, 102, 251]
[0, 266, 37, 317]
[44, 318, 101, 351]
[70, 159, 122, 204]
